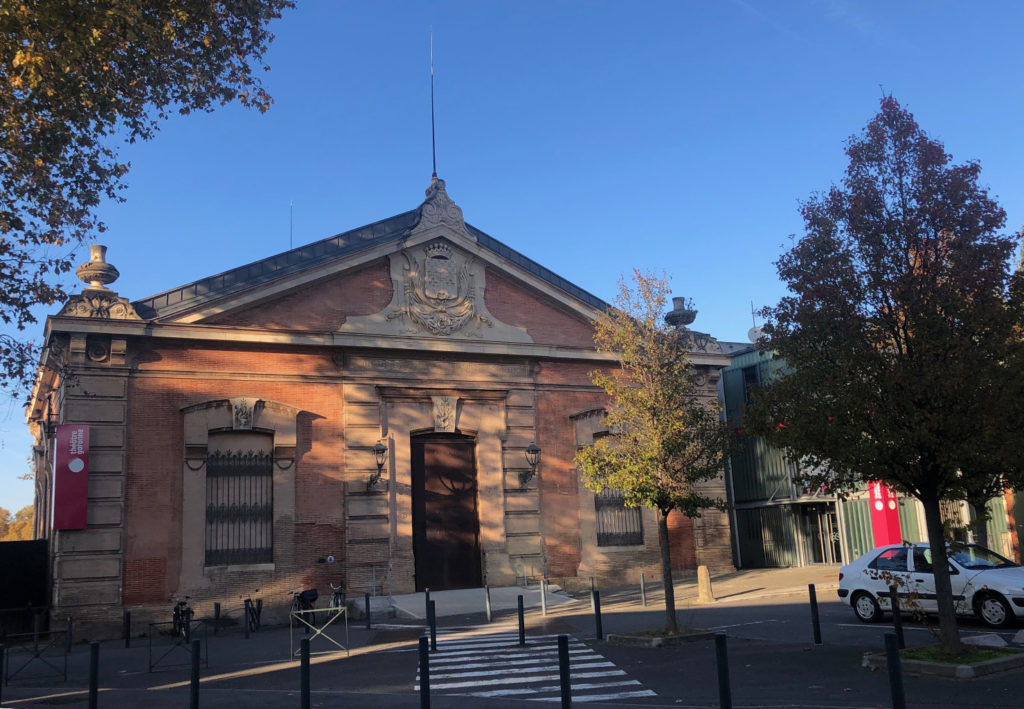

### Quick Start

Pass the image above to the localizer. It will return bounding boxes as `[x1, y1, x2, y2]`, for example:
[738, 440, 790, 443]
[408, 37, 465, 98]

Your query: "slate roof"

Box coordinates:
[132, 208, 609, 321]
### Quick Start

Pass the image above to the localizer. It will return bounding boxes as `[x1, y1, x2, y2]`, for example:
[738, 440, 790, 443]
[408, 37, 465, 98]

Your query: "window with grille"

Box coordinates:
[595, 489, 643, 546]
[205, 450, 274, 566]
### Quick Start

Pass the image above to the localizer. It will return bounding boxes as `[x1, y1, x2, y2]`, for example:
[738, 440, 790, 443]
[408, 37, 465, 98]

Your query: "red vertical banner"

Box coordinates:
[53, 424, 90, 530]
[869, 480, 902, 547]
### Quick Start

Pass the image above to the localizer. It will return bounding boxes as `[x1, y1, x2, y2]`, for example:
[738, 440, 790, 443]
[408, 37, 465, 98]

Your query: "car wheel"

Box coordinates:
[852, 591, 882, 623]
[976, 593, 1015, 629]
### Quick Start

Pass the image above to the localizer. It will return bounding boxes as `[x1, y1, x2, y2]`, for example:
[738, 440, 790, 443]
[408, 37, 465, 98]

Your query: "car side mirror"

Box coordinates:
[948, 565, 959, 575]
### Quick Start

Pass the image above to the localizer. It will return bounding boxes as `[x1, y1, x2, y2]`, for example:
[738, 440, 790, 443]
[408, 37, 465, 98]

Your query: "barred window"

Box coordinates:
[595, 489, 643, 546]
[205, 449, 274, 566]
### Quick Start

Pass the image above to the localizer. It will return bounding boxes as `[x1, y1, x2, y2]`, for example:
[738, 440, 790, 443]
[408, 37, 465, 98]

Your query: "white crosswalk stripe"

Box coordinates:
[414, 629, 656, 702]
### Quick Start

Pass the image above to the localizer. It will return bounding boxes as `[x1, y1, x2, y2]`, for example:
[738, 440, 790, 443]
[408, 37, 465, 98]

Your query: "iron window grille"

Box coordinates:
[595, 488, 643, 546]
[205, 450, 274, 566]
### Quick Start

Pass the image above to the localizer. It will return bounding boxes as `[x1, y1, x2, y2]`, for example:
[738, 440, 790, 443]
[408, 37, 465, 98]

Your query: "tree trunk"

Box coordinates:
[658, 509, 678, 633]
[921, 491, 963, 655]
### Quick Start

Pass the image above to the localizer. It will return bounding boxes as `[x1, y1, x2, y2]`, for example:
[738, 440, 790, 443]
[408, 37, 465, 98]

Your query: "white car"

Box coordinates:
[837, 542, 1024, 629]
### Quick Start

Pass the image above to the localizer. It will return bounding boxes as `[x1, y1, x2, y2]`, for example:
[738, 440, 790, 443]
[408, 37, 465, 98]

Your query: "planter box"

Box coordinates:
[606, 630, 716, 647]
[862, 649, 1024, 679]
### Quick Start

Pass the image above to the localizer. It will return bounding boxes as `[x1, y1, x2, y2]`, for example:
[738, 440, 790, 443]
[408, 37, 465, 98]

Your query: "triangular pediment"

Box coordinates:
[128, 178, 606, 348]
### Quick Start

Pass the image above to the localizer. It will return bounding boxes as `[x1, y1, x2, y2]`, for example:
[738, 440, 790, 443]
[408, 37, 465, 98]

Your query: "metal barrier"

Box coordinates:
[289, 604, 348, 658]
[148, 619, 208, 673]
[2, 627, 68, 684]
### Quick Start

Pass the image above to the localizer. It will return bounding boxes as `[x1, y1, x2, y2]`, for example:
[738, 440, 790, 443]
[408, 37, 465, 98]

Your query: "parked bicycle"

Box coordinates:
[171, 596, 194, 643]
[242, 590, 262, 633]
[289, 589, 319, 632]
[329, 582, 345, 610]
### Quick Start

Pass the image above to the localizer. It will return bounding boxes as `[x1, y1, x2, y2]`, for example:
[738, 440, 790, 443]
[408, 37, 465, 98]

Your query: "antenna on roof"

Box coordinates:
[289, 200, 294, 250]
[430, 27, 437, 179]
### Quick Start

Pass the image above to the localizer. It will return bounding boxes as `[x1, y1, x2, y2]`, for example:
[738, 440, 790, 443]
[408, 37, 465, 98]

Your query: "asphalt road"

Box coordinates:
[4, 591, 1024, 708]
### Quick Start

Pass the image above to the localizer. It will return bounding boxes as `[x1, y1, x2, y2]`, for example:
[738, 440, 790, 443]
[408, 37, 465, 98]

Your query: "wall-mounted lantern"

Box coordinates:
[519, 441, 542, 487]
[368, 441, 388, 488]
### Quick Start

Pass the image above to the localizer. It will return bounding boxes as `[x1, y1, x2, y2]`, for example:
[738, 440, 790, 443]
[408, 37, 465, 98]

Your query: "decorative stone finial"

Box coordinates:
[419, 175, 466, 231]
[75, 245, 120, 291]
[665, 296, 697, 330]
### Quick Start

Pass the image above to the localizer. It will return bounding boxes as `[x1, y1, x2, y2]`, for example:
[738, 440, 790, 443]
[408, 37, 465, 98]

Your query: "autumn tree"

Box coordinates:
[0, 0, 292, 392]
[575, 270, 732, 632]
[0, 504, 33, 541]
[749, 97, 1024, 654]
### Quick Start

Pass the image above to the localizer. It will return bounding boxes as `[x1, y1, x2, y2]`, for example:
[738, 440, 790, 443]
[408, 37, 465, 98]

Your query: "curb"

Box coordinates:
[862, 649, 1024, 679]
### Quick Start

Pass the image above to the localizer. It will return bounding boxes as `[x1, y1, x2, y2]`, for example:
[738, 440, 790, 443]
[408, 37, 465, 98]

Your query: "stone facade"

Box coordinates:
[27, 179, 734, 636]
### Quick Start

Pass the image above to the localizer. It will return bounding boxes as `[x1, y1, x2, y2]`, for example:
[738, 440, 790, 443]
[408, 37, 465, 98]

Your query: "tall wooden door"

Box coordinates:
[411, 434, 482, 591]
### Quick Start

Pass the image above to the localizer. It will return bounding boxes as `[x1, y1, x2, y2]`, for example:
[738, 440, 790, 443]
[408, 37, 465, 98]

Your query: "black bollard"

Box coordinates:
[485, 584, 492, 623]
[541, 579, 548, 617]
[365, 592, 371, 630]
[808, 584, 822, 645]
[428, 600, 437, 651]
[885, 632, 906, 709]
[889, 585, 905, 650]
[33, 612, 41, 653]
[190, 639, 201, 709]
[65, 616, 73, 654]
[517, 595, 526, 646]
[589, 577, 595, 612]
[419, 636, 431, 709]
[243, 599, 251, 640]
[558, 634, 572, 708]
[123, 610, 131, 649]
[89, 641, 99, 709]
[715, 632, 732, 709]
[640, 573, 647, 607]
[424, 588, 431, 618]
[593, 590, 603, 641]
[213, 602, 221, 636]
[86, 642, 99, 708]
[300, 637, 310, 709]
[0, 644, 4, 706]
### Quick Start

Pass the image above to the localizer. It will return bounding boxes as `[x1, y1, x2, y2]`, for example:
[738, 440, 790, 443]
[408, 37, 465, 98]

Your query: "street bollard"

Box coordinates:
[419, 636, 431, 709]
[33, 612, 41, 654]
[123, 610, 131, 649]
[428, 600, 437, 651]
[213, 602, 221, 636]
[640, 573, 647, 607]
[243, 599, 251, 639]
[66, 616, 73, 654]
[589, 577, 595, 612]
[885, 632, 906, 709]
[541, 579, 548, 617]
[0, 644, 4, 706]
[300, 637, 310, 709]
[89, 642, 99, 709]
[424, 588, 431, 618]
[365, 592, 371, 630]
[889, 585, 905, 650]
[715, 632, 732, 709]
[518, 595, 526, 646]
[593, 590, 603, 641]
[558, 634, 572, 708]
[485, 584, 492, 623]
[190, 639, 200, 709]
[808, 584, 822, 645]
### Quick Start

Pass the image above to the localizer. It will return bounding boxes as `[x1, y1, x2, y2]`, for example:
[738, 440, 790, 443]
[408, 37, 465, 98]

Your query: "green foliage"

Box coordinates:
[0, 0, 293, 393]
[575, 270, 731, 517]
[750, 96, 1024, 653]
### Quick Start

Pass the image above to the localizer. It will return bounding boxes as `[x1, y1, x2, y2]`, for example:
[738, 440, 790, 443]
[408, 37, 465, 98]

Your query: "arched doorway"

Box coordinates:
[411, 433, 482, 591]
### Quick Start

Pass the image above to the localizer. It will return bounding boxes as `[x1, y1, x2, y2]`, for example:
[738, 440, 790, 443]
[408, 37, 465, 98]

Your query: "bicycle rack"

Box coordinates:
[2, 629, 68, 684]
[147, 619, 208, 673]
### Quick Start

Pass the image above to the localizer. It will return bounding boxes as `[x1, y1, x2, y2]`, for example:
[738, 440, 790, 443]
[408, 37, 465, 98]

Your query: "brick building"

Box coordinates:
[27, 177, 733, 634]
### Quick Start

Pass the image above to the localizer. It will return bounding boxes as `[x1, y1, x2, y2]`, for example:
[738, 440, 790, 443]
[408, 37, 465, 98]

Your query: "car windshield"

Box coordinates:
[947, 544, 1019, 570]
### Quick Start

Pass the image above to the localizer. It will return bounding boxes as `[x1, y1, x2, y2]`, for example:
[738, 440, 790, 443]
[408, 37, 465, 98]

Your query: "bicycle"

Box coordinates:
[289, 589, 318, 633]
[171, 596, 193, 643]
[329, 582, 345, 610]
[242, 590, 262, 633]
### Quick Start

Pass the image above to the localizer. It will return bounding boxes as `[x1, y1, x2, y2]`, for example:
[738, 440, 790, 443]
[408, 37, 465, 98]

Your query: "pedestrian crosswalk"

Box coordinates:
[414, 629, 656, 703]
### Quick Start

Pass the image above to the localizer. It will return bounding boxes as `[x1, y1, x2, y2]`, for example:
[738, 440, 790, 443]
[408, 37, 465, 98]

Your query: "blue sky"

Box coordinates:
[2, 0, 1022, 511]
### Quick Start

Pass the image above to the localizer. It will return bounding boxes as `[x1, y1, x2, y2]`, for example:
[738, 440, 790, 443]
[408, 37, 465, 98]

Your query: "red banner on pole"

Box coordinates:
[53, 424, 90, 530]
[869, 480, 902, 547]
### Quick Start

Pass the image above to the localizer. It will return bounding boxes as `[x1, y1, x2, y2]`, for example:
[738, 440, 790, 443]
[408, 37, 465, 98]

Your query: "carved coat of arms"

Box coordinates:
[387, 241, 492, 336]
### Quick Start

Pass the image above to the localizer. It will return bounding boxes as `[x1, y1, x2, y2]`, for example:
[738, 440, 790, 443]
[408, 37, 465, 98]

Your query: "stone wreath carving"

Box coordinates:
[386, 242, 492, 336]
[59, 293, 141, 320]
